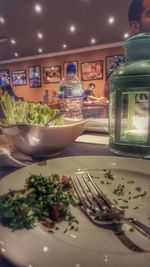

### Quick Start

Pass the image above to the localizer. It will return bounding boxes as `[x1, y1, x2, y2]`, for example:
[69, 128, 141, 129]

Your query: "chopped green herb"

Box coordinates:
[119, 205, 128, 210]
[113, 184, 125, 196]
[123, 199, 128, 203]
[127, 180, 134, 184]
[104, 170, 114, 180]
[69, 225, 75, 230]
[113, 199, 119, 205]
[0, 173, 77, 232]
[133, 191, 147, 199]
[135, 187, 142, 192]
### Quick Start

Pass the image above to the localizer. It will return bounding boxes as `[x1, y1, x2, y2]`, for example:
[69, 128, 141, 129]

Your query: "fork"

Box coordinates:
[46, 111, 65, 126]
[71, 172, 150, 239]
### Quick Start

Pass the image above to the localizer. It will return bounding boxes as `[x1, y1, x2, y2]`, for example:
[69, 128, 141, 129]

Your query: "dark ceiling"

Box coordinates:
[0, 0, 132, 62]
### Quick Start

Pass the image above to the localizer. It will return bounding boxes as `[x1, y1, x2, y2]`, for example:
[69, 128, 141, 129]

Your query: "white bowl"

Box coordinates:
[0, 120, 87, 158]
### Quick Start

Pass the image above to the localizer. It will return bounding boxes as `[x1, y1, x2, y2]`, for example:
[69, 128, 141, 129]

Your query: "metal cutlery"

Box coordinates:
[71, 172, 150, 240]
[46, 111, 65, 126]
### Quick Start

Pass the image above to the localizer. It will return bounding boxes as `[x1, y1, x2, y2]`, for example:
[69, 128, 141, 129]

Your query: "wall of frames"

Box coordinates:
[0, 45, 123, 103]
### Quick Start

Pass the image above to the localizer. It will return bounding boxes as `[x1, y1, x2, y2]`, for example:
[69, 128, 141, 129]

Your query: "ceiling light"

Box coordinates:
[124, 32, 129, 39]
[37, 32, 44, 39]
[108, 16, 115, 24]
[91, 38, 96, 44]
[0, 16, 5, 24]
[10, 39, 16, 45]
[14, 52, 18, 57]
[70, 25, 76, 33]
[38, 48, 43, 53]
[34, 3, 42, 13]
[62, 43, 67, 49]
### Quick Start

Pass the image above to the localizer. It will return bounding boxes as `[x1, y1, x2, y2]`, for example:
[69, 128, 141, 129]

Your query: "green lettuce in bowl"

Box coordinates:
[0, 92, 63, 126]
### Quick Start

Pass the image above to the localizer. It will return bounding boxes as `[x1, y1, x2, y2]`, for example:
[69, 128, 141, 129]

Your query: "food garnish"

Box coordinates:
[104, 170, 114, 180]
[101, 169, 148, 213]
[0, 169, 148, 234]
[0, 173, 78, 231]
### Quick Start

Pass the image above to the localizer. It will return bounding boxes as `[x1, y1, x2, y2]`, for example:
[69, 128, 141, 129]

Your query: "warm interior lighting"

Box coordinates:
[38, 48, 43, 53]
[0, 16, 5, 24]
[62, 43, 67, 48]
[124, 32, 129, 39]
[91, 38, 96, 44]
[34, 3, 42, 13]
[10, 39, 16, 44]
[70, 25, 76, 32]
[37, 32, 43, 39]
[133, 116, 148, 131]
[108, 16, 115, 24]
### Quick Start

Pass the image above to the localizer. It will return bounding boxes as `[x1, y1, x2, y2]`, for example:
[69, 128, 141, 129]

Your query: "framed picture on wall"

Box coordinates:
[0, 69, 10, 85]
[43, 66, 61, 83]
[63, 61, 78, 77]
[11, 70, 27, 86]
[105, 55, 124, 79]
[81, 60, 103, 81]
[28, 65, 41, 88]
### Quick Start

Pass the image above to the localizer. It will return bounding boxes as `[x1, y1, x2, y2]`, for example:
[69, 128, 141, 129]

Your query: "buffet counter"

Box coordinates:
[83, 102, 109, 118]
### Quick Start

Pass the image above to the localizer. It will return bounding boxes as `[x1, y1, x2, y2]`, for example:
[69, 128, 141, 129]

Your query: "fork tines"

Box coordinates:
[71, 172, 150, 240]
[71, 172, 121, 215]
[86, 173, 119, 212]
[71, 172, 109, 213]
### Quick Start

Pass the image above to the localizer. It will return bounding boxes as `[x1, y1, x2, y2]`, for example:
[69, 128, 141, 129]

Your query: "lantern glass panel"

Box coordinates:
[109, 93, 116, 138]
[120, 91, 149, 143]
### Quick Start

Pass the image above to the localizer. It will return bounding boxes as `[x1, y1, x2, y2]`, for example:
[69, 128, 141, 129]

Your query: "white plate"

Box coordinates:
[0, 156, 150, 267]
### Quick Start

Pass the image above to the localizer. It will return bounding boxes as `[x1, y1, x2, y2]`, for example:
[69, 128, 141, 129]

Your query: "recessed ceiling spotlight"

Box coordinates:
[124, 32, 129, 39]
[10, 39, 16, 45]
[0, 16, 5, 24]
[91, 38, 96, 44]
[37, 32, 44, 39]
[108, 16, 115, 24]
[62, 43, 67, 49]
[70, 25, 76, 33]
[38, 48, 43, 53]
[34, 3, 42, 13]
[14, 52, 18, 57]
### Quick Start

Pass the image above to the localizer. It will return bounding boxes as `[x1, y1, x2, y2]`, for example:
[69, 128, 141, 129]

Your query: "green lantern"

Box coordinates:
[108, 33, 150, 158]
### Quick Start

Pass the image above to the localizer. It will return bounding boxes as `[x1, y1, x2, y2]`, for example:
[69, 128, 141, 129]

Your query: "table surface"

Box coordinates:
[0, 135, 127, 267]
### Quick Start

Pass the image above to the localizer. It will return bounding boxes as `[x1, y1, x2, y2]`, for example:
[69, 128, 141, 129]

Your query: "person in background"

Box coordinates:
[0, 78, 18, 101]
[128, 0, 150, 33]
[83, 83, 104, 102]
[104, 0, 150, 99]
